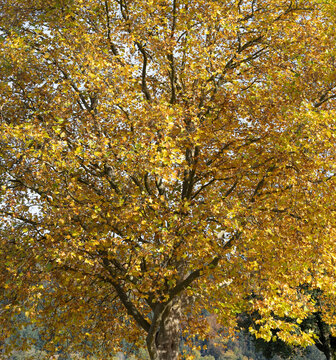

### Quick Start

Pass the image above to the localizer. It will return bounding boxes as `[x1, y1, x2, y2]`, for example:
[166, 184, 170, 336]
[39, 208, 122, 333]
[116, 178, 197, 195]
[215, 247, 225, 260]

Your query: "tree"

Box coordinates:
[239, 288, 336, 360]
[0, 0, 336, 359]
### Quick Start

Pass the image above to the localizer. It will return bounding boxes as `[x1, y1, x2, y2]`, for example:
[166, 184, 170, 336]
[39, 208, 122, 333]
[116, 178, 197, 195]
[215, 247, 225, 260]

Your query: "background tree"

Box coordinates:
[239, 288, 336, 360]
[1, 0, 336, 359]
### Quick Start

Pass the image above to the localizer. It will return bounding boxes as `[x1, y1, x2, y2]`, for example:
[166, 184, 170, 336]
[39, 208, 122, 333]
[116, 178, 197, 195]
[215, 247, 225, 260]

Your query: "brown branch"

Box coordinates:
[104, 0, 120, 57]
[58, 68, 92, 111]
[0, 211, 39, 226]
[169, 232, 240, 298]
[186, 146, 199, 199]
[238, 35, 263, 54]
[144, 172, 154, 196]
[314, 94, 336, 108]
[136, 42, 152, 101]
[224, 179, 239, 198]
[191, 178, 217, 200]
[100, 257, 151, 332]
[168, 0, 177, 104]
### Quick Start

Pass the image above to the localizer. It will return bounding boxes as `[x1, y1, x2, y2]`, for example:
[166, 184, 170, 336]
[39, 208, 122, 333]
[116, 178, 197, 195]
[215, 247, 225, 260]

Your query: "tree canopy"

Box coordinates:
[1, 0, 336, 359]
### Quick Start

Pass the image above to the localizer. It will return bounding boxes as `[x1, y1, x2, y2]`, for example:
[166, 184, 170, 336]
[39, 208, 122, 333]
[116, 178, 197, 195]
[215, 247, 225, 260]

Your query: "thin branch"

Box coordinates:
[169, 232, 240, 298]
[104, 0, 120, 57]
[0, 211, 39, 226]
[314, 94, 336, 108]
[191, 178, 217, 200]
[224, 179, 239, 198]
[238, 35, 263, 54]
[168, 0, 177, 104]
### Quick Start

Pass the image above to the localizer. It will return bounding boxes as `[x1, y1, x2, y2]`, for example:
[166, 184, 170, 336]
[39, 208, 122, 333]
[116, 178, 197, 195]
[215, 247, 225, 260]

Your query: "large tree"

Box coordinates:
[1, 0, 336, 359]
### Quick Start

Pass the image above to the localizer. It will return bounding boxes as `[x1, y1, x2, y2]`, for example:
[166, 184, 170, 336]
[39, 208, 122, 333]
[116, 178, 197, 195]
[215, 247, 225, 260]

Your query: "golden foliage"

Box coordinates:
[0, 0, 335, 358]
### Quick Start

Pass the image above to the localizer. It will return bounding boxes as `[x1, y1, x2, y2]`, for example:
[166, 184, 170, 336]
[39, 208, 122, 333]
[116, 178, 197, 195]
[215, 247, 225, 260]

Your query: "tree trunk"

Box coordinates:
[321, 348, 336, 360]
[315, 312, 336, 360]
[330, 335, 336, 360]
[325, 340, 336, 360]
[147, 298, 182, 360]
[330, 349, 336, 360]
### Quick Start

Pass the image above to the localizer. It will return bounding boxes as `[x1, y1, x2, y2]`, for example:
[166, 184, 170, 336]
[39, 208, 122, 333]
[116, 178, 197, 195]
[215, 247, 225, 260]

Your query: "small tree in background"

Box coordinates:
[239, 288, 336, 360]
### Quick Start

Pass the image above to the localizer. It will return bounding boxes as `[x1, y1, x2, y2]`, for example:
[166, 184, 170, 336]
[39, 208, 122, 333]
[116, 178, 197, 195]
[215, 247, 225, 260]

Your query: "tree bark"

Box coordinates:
[315, 312, 336, 360]
[330, 349, 336, 360]
[147, 297, 182, 360]
[324, 340, 336, 360]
